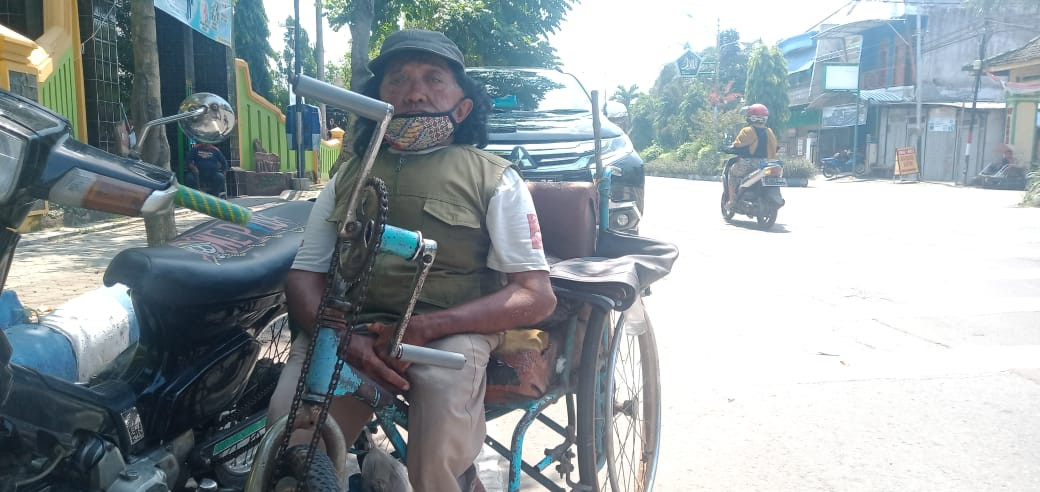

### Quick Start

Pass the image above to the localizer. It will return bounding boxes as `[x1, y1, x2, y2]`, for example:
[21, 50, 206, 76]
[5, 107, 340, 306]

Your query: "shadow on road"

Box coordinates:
[726, 220, 791, 233]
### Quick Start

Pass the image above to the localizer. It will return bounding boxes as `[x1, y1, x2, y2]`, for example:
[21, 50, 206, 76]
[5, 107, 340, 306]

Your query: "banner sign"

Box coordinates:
[822, 103, 866, 127]
[155, 0, 233, 47]
[894, 147, 919, 175]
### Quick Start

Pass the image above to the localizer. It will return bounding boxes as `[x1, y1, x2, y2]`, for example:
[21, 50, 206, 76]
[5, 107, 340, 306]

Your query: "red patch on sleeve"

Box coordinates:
[527, 213, 543, 250]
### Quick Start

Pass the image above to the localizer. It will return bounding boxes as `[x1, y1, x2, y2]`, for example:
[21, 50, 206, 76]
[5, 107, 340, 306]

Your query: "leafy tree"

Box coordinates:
[269, 16, 318, 110]
[233, 0, 275, 100]
[717, 29, 749, 97]
[611, 84, 641, 108]
[277, 16, 318, 79]
[324, 0, 575, 88]
[630, 63, 711, 151]
[744, 44, 790, 135]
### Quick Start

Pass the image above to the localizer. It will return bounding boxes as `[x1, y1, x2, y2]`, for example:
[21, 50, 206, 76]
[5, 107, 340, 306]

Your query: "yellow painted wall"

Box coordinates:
[1008, 64, 1040, 164]
[0, 0, 88, 141]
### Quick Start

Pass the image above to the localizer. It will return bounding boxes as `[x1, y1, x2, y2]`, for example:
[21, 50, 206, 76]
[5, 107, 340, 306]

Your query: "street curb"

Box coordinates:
[19, 208, 199, 246]
[19, 187, 326, 246]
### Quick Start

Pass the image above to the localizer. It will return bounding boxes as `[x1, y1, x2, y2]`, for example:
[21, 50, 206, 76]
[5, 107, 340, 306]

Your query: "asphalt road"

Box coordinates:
[637, 176, 1040, 491]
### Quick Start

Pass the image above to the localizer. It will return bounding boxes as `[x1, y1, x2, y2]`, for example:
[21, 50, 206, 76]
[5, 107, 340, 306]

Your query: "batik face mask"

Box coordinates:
[383, 100, 466, 151]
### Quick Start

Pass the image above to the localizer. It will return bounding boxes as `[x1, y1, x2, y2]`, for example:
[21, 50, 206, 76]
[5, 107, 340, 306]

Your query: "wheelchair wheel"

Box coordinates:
[577, 303, 662, 491]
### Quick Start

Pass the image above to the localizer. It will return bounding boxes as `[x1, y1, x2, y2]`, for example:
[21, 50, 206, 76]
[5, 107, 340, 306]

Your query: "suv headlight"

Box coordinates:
[600, 135, 635, 165]
[0, 127, 26, 203]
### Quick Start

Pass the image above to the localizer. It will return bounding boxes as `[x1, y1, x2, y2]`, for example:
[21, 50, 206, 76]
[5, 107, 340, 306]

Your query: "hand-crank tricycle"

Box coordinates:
[246, 76, 677, 492]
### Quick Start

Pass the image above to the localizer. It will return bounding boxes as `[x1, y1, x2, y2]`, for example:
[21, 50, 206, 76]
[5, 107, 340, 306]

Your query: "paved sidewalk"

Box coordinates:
[7, 192, 318, 311]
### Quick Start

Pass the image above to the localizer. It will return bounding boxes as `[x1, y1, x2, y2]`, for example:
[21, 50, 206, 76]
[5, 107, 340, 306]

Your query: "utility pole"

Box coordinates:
[962, 22, 988, 186]
[293, 0, 306, 180]
[915, 9, 923, 179]
[713, 17, 721, 123]
[315, 0, 326, 140]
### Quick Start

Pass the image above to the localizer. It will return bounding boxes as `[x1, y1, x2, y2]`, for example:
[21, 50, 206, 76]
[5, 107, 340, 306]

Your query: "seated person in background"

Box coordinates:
[184, 142, 228, 197]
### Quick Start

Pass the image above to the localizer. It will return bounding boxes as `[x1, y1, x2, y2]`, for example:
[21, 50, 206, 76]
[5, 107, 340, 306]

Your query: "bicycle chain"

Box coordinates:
[276, 177, 389, 488]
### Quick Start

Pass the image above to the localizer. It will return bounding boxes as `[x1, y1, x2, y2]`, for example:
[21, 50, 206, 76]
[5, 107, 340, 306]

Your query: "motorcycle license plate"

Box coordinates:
[762, 177, 786, 187]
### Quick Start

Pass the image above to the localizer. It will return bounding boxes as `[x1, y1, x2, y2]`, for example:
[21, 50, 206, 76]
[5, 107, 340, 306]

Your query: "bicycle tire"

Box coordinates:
[576, 304, 662, 491]
[284, 445, 342, 491]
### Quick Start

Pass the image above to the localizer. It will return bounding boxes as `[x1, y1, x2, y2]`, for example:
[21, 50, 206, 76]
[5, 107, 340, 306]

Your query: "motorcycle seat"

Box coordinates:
[104, 200, 313, 306]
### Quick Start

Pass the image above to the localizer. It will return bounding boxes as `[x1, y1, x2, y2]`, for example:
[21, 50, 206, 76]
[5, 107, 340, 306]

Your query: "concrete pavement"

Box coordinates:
[7, 192, 318, 311]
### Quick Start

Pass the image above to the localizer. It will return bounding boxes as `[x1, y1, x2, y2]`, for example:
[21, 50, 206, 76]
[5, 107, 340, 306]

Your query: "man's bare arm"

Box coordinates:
[404, 270, 557, 346]
[285, 269, 327, 337]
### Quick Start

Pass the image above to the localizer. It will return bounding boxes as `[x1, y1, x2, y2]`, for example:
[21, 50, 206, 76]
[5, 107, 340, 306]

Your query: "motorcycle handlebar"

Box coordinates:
[174, 185, 251, 226]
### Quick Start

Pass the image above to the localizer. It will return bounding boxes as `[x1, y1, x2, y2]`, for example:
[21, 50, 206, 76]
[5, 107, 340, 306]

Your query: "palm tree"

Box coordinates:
[611, 84, 641, 108]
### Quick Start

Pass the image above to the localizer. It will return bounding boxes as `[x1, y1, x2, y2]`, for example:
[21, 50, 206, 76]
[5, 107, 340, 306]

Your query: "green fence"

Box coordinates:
[236, 59, 349, 182]
[319, 139, 341, 181]
[38, 48, 81, 140]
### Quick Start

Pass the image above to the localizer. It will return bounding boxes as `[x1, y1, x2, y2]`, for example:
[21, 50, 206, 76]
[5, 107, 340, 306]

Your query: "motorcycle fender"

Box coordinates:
[765, 186, 786, 208]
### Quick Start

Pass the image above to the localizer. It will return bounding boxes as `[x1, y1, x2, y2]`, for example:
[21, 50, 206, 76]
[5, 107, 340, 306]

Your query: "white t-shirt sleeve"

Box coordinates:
[486, 168, 550, 273]
[290, 176, 339, 272]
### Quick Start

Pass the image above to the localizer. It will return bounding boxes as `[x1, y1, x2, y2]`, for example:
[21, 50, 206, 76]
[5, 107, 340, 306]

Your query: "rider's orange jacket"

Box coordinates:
[732, 125, 778, 159]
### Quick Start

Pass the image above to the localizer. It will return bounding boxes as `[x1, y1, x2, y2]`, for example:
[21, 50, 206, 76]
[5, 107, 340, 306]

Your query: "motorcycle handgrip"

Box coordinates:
[174, 185, 251, 226]
[394, 343, 467, 370]
[292, 74, 394, 122]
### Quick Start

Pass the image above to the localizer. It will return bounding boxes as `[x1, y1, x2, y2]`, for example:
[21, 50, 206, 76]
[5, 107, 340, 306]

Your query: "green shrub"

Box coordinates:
[780, 157, 818, 180]
[644, 154, 695, 174]
[1024, 170, 1040, 207]
[675, 142, 702, 162]
[695, 146, 724, 176]
[640, 142, 664, 162]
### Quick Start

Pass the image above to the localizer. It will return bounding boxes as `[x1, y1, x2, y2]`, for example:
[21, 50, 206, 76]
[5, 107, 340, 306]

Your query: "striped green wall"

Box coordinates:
[38, 48, 80, 140]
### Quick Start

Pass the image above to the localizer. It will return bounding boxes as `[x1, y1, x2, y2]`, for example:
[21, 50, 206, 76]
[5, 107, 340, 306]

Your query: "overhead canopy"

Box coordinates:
[807, 87, 914, 109]
[814, 19, 905, 39]
[787, 49, 816, 74]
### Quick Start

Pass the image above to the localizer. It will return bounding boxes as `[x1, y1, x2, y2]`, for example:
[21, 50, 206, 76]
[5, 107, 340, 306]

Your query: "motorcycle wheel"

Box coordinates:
[757, 209, 778, 229]
[282, 445, 342, 491]
[720, 192, 735, 222]
[854, 163, 866, 175]
[822, 166, 836, 178]
[213, 313, 293, 486]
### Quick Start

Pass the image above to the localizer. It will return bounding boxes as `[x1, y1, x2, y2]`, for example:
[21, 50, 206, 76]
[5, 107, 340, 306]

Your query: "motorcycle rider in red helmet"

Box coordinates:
[725, 103, 778, 211]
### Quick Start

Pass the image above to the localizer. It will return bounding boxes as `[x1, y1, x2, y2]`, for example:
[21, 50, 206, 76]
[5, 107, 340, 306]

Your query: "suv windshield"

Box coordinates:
[467, 69, 591, 113]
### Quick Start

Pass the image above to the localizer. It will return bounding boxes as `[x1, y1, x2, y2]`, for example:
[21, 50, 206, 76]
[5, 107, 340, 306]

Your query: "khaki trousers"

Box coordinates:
[268, 331, 502, 492]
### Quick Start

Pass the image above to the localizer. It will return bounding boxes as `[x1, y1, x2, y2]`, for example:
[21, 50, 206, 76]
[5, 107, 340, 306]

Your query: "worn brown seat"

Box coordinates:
[486, 182, 600, 403]
[526, 181, 599, 261]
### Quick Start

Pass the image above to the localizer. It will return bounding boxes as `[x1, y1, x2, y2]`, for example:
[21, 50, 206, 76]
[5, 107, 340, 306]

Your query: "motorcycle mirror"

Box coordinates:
[131, 93, 236, 159]
[177, 93, 236, 144]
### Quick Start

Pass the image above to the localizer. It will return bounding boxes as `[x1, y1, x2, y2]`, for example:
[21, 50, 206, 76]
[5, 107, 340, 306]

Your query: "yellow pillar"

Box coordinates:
[1008, 94, 1038, 165]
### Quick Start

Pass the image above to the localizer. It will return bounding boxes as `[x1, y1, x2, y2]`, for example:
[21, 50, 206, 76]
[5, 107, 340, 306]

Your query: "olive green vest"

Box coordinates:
[329, 145, 512, 320]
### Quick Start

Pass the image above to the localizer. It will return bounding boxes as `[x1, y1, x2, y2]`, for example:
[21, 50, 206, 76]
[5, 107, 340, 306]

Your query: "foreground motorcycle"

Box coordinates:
[0, 90, 307, 490]
[721, 155, 786, 229]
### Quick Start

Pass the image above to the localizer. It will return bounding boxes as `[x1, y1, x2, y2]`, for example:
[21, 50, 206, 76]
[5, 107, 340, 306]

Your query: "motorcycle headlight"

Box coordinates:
[0, 127, 26, 203]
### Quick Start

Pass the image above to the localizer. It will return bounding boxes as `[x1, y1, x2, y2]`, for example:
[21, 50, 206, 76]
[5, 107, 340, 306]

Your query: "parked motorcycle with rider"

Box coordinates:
[0, 90, 305, 491]
[721, 103, 786, 229]
[820, 148, 866, 178]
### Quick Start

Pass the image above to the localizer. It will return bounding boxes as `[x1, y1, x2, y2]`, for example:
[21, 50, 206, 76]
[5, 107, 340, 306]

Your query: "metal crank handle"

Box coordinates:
[174, 185, 251, 225]
[292, 74, 393, 122]
[393, 343, 467, 370]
